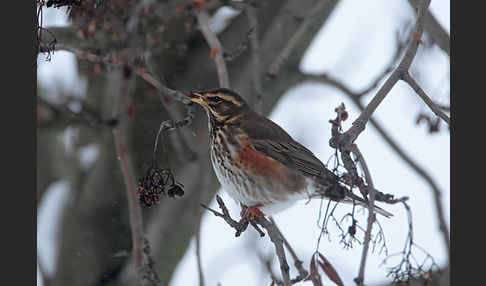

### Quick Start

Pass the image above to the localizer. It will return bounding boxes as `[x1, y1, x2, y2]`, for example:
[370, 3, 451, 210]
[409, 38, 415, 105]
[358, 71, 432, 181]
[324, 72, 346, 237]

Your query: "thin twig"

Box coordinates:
[352, 93, 449, 259]
[201, 196, 252, 237]
[255, 217, 292, 286]
[339, 0, 431, 151]
[353, 146, 376, 285]
[356, 37, 408, 98]
[54, 45, 191, 104]
[135, 68, 191, 104]
[55, 44, 199, 162]
[153, 103, 196, 156]
[303, 2, 449, 262]
[269, 217, 308, 284]
[329, 104, 378, 285]
[402, 72, 450, 125]
[381, 201, 441, 283]
[196, 10, 230, 88]
[201, 196, 291, 286]
[407, 0, 450, 57]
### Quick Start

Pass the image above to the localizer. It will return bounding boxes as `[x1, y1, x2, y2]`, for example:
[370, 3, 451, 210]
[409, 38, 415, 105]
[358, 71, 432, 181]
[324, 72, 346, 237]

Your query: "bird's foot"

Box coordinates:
[240, 204, 265, 222]
[238, 204, 266, 237]
[200, 196, 266, 237]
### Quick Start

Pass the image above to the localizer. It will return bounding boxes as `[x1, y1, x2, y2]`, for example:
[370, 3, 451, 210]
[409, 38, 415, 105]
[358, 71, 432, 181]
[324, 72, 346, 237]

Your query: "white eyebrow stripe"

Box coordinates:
[206, 93, 242, 107]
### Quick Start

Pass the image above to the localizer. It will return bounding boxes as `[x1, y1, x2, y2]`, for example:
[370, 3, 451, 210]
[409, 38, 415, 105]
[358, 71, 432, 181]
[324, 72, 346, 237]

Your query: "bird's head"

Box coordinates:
[188, 88, 249, 124]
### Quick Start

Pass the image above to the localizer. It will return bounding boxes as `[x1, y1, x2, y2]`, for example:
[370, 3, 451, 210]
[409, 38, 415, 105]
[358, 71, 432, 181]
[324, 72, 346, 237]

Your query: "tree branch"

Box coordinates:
[402, 72, 450, 125]
[299, 54, 450, 271]
[329, 104, 378, 285]
[354, 146, 377, 285]
[255, 217, 292, 286]
[196, 9, 230, 88]
[54, 44, 191, 104]
[111, 69, 144, 273]
[407, 0, 450, 57]
[300, 67, 450, 264]
[338, 0, 431, 151]
[269, 217, 308, 284]
[201, 196, 291, 286]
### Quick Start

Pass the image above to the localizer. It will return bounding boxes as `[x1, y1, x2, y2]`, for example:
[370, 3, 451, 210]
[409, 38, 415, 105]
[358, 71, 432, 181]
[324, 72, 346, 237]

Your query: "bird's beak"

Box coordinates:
[188, 92, 204, 104]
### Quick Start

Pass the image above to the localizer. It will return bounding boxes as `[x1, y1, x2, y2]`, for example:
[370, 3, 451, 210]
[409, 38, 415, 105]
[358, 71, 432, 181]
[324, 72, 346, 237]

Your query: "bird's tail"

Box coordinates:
[341, 196, 394, 218]
[310, 183, 394, 218]
[340, 185, 394, 218]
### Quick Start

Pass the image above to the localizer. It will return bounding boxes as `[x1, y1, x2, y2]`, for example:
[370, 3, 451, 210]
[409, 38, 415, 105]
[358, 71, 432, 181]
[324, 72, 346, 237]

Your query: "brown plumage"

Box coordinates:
[188, 88, 392, 218]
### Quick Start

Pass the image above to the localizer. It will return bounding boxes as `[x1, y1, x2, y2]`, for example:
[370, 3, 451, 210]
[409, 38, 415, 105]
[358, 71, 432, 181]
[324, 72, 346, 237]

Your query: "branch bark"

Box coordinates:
[402, 72, 450, 125]
[202, 196, 292, 286]
[407, 0, 450, 57]
[354, 147, 377, 285]
[111, 69, 145, 272]
[246, 5, 264, 113]
[300, 66, 451, 268]
[197, 9, 230, 88]
[338, 0, 431, 151]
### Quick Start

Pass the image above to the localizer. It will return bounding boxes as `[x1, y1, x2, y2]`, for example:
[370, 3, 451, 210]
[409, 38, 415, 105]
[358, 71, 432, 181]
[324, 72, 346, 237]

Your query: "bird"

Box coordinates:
[187, 88, 393, 219]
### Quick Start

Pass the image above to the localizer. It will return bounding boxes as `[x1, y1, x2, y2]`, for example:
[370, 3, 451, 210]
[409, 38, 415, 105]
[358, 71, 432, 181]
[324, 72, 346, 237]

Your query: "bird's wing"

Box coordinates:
[251, 139, 335, 182]
[241, 113, 394, 218]
[241, 112, 337, 185]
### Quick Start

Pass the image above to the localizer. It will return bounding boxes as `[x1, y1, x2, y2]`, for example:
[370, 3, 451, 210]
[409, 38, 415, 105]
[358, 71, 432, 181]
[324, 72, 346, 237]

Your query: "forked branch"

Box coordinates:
[201, 196, 293, 286]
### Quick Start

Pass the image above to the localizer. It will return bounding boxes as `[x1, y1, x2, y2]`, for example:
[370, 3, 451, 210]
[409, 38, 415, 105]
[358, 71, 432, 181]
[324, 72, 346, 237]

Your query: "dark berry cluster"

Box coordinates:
[136, 164, 184, 207]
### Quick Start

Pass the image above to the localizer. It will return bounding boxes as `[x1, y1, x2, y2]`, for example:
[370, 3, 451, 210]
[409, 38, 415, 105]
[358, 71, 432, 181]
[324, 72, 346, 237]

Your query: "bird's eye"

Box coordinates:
[208, 96, 223, 103]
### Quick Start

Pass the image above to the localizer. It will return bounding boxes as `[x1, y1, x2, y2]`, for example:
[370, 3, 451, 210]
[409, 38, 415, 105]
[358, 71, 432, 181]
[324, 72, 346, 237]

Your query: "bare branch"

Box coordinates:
[153, 103, 195, 156]
[407, 0, 450, 57]
[54, 44, 191, 104]
[135, 68, 191, 104]
[52, 45, 199, 164]
[402, 72, 450, 125]
[255, 217, 291, 286]
[269, 217, 309, 284]
[382, 201, 441, 284]
[329, 104, 378, 285]
[258, 253, 282, 286]
[311, 6, 450, 260]
[196, 10, 230, 88]
[339, 0, 431, 151]
[301, 63, 450, 268]
[112, 69, 144, 272]
[201, 196, 251, 237]
[354, 146, 377, 285]
[201, 196, 291, 286]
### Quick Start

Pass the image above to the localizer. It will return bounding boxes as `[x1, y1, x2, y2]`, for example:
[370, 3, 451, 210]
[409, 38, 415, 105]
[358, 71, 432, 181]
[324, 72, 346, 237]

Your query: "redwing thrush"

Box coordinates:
[188, 88, 392, 218]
